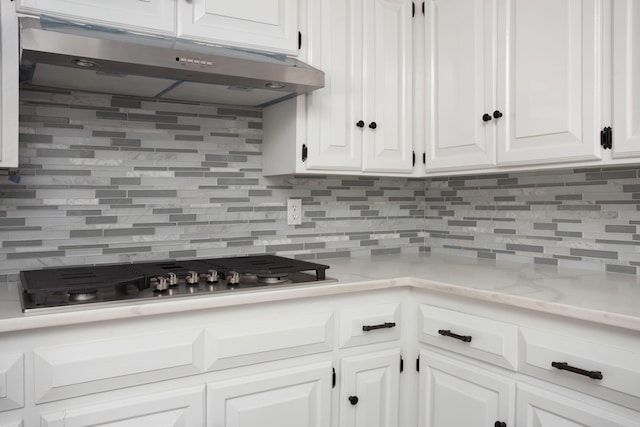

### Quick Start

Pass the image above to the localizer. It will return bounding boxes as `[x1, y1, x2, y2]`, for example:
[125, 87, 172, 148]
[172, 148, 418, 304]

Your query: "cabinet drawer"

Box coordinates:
[34, 328, 205, 403]
[418, 304, 518, 370]
[339, 302, 401, 348]
[0, 352, 23, 411]
[520, 327, 640, 410]
[205, 310, 333, 370]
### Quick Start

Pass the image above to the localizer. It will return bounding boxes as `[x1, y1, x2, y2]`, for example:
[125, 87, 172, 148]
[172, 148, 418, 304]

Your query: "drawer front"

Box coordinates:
[205, 310, 333, 370]
[339, 302, 401, 348]
[418, 304, 518, 370]
[0, 352, 23, 412]
[520, 327, 640, 410]
[34, 328, 205, 403]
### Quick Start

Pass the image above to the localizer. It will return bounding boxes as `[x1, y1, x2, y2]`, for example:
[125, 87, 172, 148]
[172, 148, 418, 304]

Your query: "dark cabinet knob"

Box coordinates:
[356, 120, 365, 128]
[368, 122, 377, 129]
[482, 113, 492, 122]
[493, 110, 503, 119]
[494, 422, 506, 427]
[348, 395, 359, 405]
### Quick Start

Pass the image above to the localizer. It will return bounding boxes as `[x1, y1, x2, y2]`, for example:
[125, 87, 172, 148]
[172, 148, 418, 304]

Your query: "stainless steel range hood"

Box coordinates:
[19, 17, 324, 107]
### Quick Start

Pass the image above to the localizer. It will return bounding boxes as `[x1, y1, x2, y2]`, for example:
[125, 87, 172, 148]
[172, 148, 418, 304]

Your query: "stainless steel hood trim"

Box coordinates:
[19, 17, 324, 107]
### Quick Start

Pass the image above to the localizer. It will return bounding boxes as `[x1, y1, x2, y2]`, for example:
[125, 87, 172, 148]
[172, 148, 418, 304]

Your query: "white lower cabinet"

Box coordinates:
[40, 385, 205, 426]
[417, 349, 514, 427]
[517, 382, 640, 427]
[0, 352, 23, 412]
[339, 349, 401, 427]
[207, 362, 332, 427]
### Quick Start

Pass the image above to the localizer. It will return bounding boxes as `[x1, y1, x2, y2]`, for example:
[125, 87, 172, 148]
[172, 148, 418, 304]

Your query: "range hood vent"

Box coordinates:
[19, 17, 324, 107]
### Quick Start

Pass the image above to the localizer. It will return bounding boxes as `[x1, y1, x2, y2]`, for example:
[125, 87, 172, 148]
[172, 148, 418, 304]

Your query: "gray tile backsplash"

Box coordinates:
[0, 90, 425, 282]
[426, 168, 639, 274]
[0, 89, 638, 285]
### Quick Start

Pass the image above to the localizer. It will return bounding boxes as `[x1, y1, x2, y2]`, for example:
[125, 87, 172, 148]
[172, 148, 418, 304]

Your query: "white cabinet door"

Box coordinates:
[418, 349, 514, 427]
[304, 0, 413, 174]
[40, 385, 205, 426]
[362, 0, 413, 173]
[612, 0, 640, 159]
[207, 361, 332, 427]
[263, 0, 414, 176]
[0, 352, 23, 412]
[0, 0, 19, 168]
[517, 382, 640, 427]
[178, 0, 298, 55]
[424, 0, 497, 172]
[339, 348, 401, 427]
[496, 0, 603, 165]
[304, 0, 363, 171]
[16, 0, 176, 34]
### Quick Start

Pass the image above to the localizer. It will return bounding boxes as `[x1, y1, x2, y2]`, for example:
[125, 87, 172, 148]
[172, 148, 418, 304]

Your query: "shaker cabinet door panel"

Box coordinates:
[497, 0, 603, 165]
[178, 0, 298, 55]
[424, 0, 497, 171]
[612, 0, 640, 159]
[16, 0, 176, 34]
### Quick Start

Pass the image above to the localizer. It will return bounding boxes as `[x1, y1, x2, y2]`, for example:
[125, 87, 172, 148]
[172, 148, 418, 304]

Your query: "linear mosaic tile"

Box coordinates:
[426, 167, 640, 274]
[0, 89, 426, 283]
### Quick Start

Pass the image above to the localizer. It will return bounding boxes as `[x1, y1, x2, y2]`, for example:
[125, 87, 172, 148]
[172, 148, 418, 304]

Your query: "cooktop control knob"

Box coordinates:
[227, 271, 240, 286]
[167, 272, 178, 286]
[186, 271, 200, 285]
[154, 276, 169, 292]
[206, 269, 218, 283]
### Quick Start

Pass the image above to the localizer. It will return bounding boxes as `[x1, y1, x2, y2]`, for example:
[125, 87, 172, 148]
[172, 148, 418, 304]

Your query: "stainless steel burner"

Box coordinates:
[257, 275, 289, 284]
[68, 290, 98, 302]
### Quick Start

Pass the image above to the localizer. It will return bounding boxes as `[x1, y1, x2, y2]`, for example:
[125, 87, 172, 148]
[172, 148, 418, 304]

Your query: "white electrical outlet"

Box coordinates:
[287, 198, 302, 225]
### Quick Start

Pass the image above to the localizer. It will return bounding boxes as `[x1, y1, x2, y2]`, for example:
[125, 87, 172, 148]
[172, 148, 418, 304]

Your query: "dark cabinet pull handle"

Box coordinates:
[551, 362, 603, 380]
[495, 422, 507, 427]
[493, 110, 503, 119]
[348, 395, 359, 405]
[362, 322, 396, 332]
[482, 113, 492, 122]
[356, 120, 365, 128]
[438, 329, 472, 343]
[368, 122, 377, 129]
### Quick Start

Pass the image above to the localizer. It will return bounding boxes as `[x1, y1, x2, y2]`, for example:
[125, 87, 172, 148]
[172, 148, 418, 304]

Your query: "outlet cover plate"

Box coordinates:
[287, 198, 302, 225]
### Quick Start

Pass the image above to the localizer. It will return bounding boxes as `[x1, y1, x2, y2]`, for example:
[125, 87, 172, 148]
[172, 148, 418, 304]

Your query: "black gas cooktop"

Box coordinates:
[19, 255, 333, 313]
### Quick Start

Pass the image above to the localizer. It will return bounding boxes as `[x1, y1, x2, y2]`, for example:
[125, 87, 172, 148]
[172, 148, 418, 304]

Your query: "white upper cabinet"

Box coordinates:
[0, 0, 19, 168]
[424, 0, 497, 172]
[304, 0, 413, 173]
[15, 0, 297, 55]
[611, 0, 640, 159]
[496, 0, 604, 165]
[361, 0, 414, 173]
[263, 0, 414, 176]
[422, 0, 606, 173]
[177, 0, 299, 55]
[15, 0, 177, 34]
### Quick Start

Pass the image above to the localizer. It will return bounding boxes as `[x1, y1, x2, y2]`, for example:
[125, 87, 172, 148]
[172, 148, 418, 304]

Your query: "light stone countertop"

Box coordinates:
[0, 253, 639, 333]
